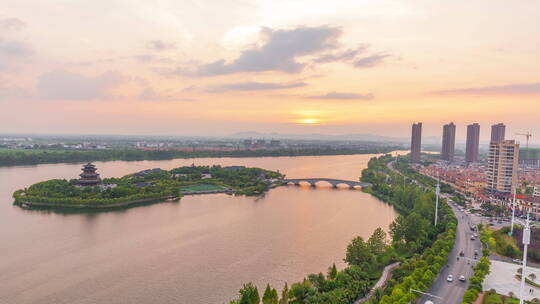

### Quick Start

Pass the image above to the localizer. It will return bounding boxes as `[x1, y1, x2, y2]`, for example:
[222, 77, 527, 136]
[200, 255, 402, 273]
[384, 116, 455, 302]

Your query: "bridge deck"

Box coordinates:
[283, 178, 371, 188]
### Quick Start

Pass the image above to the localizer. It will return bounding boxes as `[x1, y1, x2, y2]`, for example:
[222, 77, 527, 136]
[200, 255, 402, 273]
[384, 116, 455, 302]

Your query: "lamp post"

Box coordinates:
[512, 212, 539, 304]
[410, 288, 443, 303]
[510, 188, 517, 236]
[435, 173, 440, 226]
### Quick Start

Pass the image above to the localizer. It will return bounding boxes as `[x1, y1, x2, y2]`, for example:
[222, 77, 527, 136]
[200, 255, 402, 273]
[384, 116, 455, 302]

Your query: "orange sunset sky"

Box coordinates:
[1, 1, 539, 142]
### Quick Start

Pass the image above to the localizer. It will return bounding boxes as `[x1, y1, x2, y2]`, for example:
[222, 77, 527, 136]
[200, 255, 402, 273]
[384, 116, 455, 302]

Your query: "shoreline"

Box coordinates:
[0, 148, 403, 168]
[15, 195, 180, 210]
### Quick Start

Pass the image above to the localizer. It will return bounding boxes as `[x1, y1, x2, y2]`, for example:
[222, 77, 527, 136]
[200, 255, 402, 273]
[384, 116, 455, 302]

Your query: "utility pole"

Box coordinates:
[512, 211, 538, 304]
[435, 172, 440, 226]
[519, 213, 531, 304]
[510, 188, 517, 236]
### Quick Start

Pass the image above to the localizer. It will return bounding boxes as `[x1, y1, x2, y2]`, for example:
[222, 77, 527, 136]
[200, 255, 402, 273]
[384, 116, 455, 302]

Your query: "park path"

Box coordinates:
[354, 262, 400, 304]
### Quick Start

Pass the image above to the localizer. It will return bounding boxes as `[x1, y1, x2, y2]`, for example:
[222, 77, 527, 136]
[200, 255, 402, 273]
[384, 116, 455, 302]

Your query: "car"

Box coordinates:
[470, 235, 475, 240]
[459, 275, 466, 282]
[459, 251, 465, 257]
[447, 275, 454, 282]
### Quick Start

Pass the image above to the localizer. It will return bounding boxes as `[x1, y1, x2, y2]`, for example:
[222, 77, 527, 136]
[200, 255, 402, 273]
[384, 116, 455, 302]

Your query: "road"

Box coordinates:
[419, 205, 483, 304]
[387, 161, 483, 304]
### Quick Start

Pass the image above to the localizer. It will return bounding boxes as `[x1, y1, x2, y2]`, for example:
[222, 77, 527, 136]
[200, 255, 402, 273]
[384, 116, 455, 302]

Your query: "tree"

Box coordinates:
[279, 282, 289, 304]
[504, 244, 518, 258]
[367, 227, 387, 255]
[530, 273, 537, 281]
[239, 283, 260, 304]
[262, 284, 278, 304]
[328, 264, 338, 280]
[344, 236, 375, 271]
[389, 212, 429, 251]
[289, 280, 316, 304]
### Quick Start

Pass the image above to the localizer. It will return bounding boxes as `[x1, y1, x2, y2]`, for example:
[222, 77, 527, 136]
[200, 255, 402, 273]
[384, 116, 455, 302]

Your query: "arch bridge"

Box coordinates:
[283, 178, 371, 189]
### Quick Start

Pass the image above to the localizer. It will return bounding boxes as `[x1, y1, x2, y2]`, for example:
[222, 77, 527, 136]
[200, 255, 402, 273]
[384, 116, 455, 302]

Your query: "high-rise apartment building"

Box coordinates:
[411, 122, 422, 162]
[486, 139, 519, 194]
[441, 122, 456, 161]
[466, 123, 480, 163]
[491, 123, 506, 143]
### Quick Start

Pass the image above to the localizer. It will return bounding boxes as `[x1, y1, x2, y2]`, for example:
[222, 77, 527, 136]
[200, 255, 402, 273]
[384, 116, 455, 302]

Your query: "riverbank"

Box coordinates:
[228, 154, 457, 304]
[15, 195, 180, 210]
[0, 147, 401, 167]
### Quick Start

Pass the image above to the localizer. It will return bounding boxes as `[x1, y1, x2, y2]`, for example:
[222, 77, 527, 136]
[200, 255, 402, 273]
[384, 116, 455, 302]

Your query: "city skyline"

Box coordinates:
[1, 1, 540, 141]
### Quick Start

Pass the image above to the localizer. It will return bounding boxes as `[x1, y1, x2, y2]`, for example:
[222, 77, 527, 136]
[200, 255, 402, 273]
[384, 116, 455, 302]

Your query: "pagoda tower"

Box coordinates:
[78, 163, 101, 186]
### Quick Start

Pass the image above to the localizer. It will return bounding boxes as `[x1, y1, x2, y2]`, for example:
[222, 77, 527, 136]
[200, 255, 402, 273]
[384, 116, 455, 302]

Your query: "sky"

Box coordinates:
[1, 0, 540, 142]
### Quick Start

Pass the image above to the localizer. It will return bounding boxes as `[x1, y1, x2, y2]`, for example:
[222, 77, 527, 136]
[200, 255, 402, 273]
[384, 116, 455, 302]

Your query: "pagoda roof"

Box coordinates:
[78, 179, 101, 184]
[80, 173, 100, 177]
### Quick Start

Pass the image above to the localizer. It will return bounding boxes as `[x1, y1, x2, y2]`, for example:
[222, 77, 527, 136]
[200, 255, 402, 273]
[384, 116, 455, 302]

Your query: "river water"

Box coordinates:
[0, 153, 400, 304]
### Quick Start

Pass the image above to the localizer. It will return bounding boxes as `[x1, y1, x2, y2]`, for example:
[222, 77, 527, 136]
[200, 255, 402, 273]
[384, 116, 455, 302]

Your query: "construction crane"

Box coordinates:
[516, 132, 533, 149]
[516, 132, 533, 168]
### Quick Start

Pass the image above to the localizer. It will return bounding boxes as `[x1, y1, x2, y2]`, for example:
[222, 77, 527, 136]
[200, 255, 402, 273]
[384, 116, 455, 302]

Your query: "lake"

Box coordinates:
[0, 153, 401, 304]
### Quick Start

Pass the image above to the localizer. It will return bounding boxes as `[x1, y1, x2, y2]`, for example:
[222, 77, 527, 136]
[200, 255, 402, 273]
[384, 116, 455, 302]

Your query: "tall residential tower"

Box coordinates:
[411, 122, 422, 162]
[486, 140, 519, 194]
[491, 123, 506, 143]
[466, 123, 480, 163]
[441, 122, 456, 161]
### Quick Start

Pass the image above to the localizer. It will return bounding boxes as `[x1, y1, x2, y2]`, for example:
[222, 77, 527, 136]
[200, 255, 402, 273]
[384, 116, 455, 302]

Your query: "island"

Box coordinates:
[12, 163, 284, 210]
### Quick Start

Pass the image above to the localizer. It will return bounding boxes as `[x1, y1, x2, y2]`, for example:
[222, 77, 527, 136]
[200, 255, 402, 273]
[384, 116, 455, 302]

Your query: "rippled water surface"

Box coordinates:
[0, 153, 401, 304]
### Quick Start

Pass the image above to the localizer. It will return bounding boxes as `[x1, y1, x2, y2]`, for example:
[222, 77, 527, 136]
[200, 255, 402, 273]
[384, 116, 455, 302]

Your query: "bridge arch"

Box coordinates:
[283, 178, 370, 190]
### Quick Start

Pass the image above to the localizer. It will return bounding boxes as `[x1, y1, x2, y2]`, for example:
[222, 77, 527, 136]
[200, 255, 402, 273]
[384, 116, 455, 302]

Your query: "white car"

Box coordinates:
[459, 275, 466, 282]
[447, 275, 454, 282]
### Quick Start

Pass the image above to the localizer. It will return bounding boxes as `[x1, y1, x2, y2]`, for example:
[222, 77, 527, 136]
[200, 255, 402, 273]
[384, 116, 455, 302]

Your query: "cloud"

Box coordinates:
[176, 25, 341, 76]
[36, 70, 123, 100]
[0, 39, 32, 57]
[0, 39, 33, 71]
[132, 54, 173, 64]
[205, 81, 307, 93]
[147, 40, 176, 51]
[307, 91, 374, 100]
[0, 17, 25, 31]
[354, 54, 390, 68]
[433, 82, 540, 95]
[138, 87, 195, 102]
[314, 44, 369, 63]
[0, 86, 33, 102]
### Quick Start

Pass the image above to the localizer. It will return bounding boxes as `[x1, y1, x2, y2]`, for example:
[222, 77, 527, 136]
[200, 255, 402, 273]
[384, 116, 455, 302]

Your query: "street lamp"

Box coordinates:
[510, 188, 517, 236]
[410, 288, 443, 303]
[435, 173, 440, 226]
[512, 212, 540, 304]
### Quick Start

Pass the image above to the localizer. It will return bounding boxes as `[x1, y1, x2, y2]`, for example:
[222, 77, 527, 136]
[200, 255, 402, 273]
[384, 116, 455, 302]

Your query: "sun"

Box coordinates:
[298, 118, 321, 125]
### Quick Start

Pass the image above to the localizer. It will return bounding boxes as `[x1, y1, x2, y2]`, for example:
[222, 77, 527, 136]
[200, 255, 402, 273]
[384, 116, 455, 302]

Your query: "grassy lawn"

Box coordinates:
[179, 184, 226, 192]
[482, 292, 527, 304]
[493, 228, 522, 258]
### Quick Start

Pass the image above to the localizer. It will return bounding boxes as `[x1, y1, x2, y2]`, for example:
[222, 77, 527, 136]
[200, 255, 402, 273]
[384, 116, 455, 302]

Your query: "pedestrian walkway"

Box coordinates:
[484, 260, 540, 301]
[354, 262, 400, 303]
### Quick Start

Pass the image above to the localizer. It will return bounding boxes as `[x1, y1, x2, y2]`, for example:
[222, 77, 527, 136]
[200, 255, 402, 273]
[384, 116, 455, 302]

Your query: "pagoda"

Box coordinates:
[78, 163, 102, 186]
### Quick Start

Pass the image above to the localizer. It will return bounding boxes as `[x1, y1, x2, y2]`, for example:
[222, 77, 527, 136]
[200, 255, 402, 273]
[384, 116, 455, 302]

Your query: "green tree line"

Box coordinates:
[0, 146, 398, 167]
